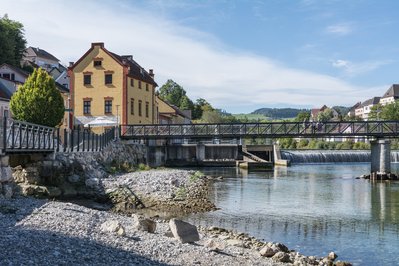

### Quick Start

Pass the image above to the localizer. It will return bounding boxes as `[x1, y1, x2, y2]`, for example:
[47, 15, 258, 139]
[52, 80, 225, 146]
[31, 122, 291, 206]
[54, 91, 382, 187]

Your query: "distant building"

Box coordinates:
[157, 96, 191, 124]
[0, 77, 20, 118]
[0, 63, 29, 83]
[379, 84, 399, 106]
[310, 105, 327, 121]
[69, 42, 158, 131]
[347, 102, 361, 117]
[22, 46, 60, 72]
[355, 97, 381, 121]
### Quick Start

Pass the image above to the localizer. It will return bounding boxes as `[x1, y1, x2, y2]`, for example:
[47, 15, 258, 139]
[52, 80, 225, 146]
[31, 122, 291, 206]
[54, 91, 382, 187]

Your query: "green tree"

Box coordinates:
[158, 79, 187, 107]
[192, 98, 213, 119]
[10, 68, 64, 127]
[0, 14, 27, 66]
[179, 95, 194, 111]
[317, 108, 334, 122]
[295, 111, 310, 122]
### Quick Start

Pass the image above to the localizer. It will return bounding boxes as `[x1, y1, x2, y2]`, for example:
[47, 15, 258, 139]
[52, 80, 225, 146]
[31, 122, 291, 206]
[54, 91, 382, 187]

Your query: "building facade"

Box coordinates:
[380, 84, 399, 106]
[157, 96, 191, 124]
[69, 43, 158, 130]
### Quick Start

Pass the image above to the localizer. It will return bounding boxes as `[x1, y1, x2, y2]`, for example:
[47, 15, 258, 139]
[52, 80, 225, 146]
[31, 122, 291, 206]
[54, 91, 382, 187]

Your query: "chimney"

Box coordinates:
[149, 69, 154, 78]
[69, 62, 74, 67]
[91, 42, 104, 48]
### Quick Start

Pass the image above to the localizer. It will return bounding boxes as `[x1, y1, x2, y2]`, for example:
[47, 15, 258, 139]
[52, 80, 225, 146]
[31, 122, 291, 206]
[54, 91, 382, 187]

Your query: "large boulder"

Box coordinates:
[133, 215, 156, 233]
[169, 218, 199, 243]
[260, 246, 277, 257]
[0, 166, 13, 182]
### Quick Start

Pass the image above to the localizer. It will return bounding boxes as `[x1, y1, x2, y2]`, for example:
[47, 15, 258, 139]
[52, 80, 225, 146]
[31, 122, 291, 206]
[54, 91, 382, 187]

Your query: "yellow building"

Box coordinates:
[68, 43, 158, 130]
[157, 96, 191, 124]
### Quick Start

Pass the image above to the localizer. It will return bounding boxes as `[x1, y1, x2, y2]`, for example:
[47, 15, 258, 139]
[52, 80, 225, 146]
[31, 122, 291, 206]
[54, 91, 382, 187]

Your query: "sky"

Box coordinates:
[2, 0, 399, 113]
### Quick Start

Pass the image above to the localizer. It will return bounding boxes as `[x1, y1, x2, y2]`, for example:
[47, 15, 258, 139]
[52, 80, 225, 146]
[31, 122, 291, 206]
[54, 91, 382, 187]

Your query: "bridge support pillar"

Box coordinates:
[196, 143, 205, 162]
[370, 139, 391, 178]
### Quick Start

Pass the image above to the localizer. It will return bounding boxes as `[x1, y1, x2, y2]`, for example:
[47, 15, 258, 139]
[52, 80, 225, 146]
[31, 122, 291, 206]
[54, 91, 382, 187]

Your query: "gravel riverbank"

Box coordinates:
[1, 169, 351, 265]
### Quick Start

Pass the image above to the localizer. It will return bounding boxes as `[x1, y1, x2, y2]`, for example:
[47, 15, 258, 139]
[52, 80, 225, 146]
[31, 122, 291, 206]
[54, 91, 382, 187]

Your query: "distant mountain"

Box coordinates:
[252, 108, 309, 119]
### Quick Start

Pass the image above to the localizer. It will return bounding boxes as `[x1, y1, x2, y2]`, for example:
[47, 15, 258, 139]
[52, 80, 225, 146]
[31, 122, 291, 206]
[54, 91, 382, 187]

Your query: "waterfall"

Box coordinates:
[281, 150, 399, 163]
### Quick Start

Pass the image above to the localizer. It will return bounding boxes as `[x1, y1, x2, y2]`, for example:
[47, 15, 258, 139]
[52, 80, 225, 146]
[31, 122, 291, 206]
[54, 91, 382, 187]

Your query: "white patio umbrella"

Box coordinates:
[84, 117, 117, 127]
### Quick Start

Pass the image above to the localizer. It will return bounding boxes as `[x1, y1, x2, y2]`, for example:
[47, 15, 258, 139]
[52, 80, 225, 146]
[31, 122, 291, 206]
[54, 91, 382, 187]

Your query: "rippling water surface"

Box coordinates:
[185, 163, 399, 266]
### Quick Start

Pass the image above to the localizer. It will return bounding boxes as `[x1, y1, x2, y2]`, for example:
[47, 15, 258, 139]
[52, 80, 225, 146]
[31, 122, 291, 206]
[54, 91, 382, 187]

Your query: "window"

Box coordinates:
[145, 83, 149, 91]
[3, 109, 8, 118]
[94, 60, 102, 67]
[130, 98, 134, 115]
[138, 80, 142, 89]
[83, 74, 91, 85]
[145, 101, 149, 118]
[105, 74, 113, 85]
[130, 78, 134, 87]
[83, 101, 91, 114]
[2, 73, 10, 80]
[138, 100, 142, 116]
[104, 100, 112, 114]
[11, 74, 15, 81]
[63, 83, 69, 88]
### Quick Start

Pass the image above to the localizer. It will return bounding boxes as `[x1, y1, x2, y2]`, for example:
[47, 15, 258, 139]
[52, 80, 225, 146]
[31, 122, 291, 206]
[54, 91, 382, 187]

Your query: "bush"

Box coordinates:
[10, 68, 64, 127]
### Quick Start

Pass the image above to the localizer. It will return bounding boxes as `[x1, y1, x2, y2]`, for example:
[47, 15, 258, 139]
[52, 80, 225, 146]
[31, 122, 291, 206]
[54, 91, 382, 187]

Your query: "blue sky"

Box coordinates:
[3, 0, 399, 113]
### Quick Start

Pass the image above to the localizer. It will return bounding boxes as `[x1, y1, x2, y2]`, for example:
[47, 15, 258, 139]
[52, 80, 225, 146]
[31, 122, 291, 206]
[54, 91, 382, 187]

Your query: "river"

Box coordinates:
[185, 163, 399, 266]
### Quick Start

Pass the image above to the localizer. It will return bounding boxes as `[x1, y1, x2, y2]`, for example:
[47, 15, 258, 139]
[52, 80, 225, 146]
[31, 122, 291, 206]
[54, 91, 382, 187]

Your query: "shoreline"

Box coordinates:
[1, 169, 352, 265]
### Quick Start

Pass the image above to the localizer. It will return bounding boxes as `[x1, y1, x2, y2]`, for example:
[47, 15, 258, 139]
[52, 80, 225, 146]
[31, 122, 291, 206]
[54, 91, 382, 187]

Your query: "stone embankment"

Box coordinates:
[0, 197, 352, 266]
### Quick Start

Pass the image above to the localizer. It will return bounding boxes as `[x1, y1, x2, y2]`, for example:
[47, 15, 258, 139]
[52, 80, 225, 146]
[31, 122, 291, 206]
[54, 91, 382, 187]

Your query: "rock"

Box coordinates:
[24, 167, 41, 184]
[226, 239, 244, 247]
[204, 239, 225, 251]
[164, 230, 174, 238]
[0, 166, 13, 182]
[100, 220, 125, 236]
[3, 183, 13, 199]
[60, 183, 77, 198]
[85, 178, 100, 189]
[272, 252, 291, 263]
[12, 167, 26, 183]
[67, 174, 81, 183]
[117, 226, 126, 236]
[328, 251, 338, 261]
[19, 184, 48, 197]
[169, 218, 199, 243]
[275, 242, 289, 253]
[133, 215, 157, 233]
[259, 246, 277, 257]
[46, 186, 62, 198]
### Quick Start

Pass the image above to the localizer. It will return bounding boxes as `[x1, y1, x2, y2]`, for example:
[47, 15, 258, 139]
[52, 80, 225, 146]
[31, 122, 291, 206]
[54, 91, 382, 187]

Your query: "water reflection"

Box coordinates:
[186, 164, 399, 265]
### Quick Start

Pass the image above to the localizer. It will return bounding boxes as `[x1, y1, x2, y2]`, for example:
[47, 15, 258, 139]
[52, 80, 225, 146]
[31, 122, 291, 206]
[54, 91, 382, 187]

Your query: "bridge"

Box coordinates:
[0, 118, 115, 155]
[119, 120, 399, 140]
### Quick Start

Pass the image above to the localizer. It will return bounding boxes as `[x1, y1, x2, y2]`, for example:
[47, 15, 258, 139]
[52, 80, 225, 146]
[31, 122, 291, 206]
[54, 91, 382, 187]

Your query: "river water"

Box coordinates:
[185, 164, 399, 266]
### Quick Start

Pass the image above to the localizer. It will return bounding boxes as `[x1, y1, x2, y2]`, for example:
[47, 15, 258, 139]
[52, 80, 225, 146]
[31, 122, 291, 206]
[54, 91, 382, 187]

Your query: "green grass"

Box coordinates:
[232, 113, 269, 121]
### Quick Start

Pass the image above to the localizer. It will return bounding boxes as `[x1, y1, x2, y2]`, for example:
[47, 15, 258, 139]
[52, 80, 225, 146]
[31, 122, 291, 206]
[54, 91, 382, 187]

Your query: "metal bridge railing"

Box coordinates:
[0, 117, 116, 154]
[120, 121, 399, 139]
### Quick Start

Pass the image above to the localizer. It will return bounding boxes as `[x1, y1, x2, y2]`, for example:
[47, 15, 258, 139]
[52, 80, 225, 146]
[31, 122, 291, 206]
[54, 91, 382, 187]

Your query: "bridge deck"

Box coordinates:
[120, 121, 399, 139]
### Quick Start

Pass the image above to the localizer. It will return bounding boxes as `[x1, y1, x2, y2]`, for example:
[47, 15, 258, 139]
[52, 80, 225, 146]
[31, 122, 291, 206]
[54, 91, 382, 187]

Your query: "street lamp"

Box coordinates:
[116, 104, 120, 138]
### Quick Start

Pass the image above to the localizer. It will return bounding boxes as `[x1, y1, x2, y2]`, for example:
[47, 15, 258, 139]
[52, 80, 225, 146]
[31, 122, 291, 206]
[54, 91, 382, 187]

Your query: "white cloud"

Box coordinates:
[2, 0, 382, 112]
[326, 23, 354, 35]
[332, 59, 392, 76]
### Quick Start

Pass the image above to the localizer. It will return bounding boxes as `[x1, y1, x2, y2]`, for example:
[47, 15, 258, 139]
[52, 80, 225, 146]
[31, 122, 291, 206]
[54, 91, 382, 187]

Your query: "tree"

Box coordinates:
[0, 14, 27, 66]
[192, 98, 213, 120]
[317, 108, 334, 122]
[10, 68, 65, 127]
[369, 101, 399, 120]
[295, 111, 310, 122]
[158, 79, 187, 107]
